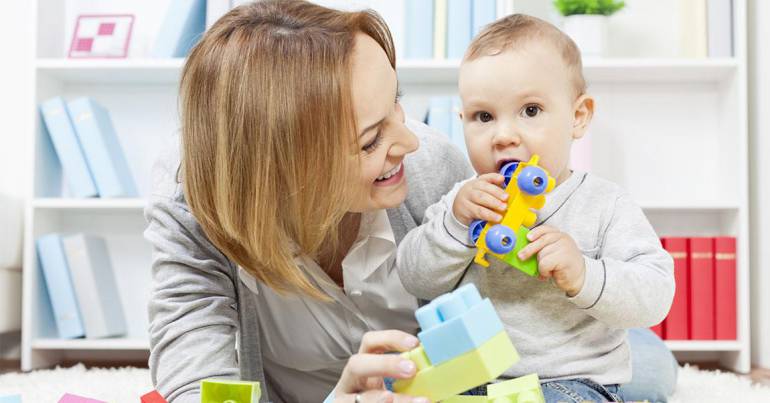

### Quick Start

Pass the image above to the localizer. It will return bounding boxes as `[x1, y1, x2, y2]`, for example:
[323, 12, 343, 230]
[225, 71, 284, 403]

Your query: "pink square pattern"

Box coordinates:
[98, 22, 115, 35]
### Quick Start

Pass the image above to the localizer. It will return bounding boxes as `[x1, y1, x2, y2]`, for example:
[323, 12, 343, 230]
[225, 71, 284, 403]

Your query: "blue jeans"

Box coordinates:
[465, 328, 678, 403]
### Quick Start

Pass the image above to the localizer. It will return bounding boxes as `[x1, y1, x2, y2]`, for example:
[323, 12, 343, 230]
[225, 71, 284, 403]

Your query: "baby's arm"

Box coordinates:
[396, 174, 508, 300]
[566, 193, 675, 328]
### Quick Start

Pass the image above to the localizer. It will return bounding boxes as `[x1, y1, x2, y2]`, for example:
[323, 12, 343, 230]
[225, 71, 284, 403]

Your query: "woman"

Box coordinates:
[144, 1, 677, 402]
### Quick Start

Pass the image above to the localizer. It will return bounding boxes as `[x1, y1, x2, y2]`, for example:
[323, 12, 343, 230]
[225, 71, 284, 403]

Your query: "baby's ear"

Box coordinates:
[572, 94, 594, 140]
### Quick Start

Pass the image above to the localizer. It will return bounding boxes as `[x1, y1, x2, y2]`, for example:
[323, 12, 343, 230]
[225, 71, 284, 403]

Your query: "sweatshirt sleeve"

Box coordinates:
[395, 179, 479, 300]
[566, 192, 675, 329]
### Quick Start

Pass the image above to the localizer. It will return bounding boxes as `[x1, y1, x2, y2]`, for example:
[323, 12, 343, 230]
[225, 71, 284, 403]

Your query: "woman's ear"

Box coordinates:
[572, 94, 594, 140]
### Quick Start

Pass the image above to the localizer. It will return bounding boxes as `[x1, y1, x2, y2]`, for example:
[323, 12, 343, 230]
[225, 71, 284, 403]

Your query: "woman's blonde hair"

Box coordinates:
[180, 0, 396, 299]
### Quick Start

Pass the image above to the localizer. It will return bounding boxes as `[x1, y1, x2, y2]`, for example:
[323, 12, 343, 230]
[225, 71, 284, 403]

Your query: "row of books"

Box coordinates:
[405, 0, 497, 60]
[651, 236, 737, 340]
[36, 234, 126, 339]
[682, 0, 734, 58]
[424, 96, 467, 157]
[40, 97, 137, 198]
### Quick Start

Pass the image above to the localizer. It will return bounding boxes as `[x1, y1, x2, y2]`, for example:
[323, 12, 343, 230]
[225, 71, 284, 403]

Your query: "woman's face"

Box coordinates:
[348, 33, 418, 212]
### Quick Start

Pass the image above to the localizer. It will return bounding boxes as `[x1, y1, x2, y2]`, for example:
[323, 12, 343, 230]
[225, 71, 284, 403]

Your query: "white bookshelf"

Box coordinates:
[22, 0, 751, 374]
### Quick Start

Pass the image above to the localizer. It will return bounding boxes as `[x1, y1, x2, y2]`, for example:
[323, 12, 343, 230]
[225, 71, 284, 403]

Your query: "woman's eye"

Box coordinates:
[476, 112, 493, 123]
[362, 131, 382, 153]
[523, 105, 541, 118]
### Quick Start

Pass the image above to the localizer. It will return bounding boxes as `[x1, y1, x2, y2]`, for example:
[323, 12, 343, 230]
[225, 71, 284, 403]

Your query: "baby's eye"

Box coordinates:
[475, 111, 493, 123]
[522, 105, 542, 118]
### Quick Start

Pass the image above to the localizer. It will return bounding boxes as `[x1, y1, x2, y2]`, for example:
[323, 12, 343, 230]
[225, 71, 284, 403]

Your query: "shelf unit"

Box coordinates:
[23, 0, 750, 373]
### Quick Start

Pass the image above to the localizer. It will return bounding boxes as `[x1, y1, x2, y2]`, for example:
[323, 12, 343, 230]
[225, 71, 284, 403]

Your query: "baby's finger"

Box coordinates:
[477, 173, 506, 186]
[474, 180, 509, 203]
[526, 225, 558, 241]
[470, 189, 508, 212]
[468, 204, 503, 223]
[518, 232, 561, 260]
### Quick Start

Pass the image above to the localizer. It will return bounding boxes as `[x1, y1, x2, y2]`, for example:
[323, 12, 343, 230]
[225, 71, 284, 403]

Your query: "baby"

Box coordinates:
[397, 14, 675, 402]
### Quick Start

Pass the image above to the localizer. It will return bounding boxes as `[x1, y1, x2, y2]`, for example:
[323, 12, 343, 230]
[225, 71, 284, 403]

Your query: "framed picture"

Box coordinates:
[68, 14, 134, 58]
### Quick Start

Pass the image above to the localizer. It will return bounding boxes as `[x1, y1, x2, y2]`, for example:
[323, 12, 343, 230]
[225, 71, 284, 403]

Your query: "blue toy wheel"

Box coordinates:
[517, 166, 548, 195]
[500, 161, 519, 188]
[485, 224, 516, 254]
[468, 219, 486, 244]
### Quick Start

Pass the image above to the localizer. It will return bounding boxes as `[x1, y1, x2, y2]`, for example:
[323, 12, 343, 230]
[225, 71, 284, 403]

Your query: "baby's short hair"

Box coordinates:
[465, 14, 586, 96]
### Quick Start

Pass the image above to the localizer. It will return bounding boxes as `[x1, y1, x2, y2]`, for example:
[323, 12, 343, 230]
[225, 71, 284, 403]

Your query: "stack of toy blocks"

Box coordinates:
[200, 379, 261, 403]
[393, 284, 544, 402]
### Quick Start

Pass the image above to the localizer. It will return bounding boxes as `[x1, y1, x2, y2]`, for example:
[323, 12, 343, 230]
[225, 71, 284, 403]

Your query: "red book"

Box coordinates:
[714, 237, 737, 340]
[689, 237, 715, 340]
[650, 322, 665, 339]
[662, 237, 689, 339]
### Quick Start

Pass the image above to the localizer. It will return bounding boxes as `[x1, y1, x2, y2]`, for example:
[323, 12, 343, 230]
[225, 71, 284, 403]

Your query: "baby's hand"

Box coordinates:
[452, 173, 509, 226]
[517, 225, 586, 297]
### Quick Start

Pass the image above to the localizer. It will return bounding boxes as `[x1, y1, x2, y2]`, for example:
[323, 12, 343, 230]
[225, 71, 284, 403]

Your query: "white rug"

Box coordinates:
[0, 363, 769, 402]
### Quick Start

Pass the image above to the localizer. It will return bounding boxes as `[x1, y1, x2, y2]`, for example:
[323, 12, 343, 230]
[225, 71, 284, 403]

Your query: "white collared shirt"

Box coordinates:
[237, 209, 419, 402]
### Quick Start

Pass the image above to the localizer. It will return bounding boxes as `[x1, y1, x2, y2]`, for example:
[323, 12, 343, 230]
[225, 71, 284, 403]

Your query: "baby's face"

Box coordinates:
[459, 43, 589, 185]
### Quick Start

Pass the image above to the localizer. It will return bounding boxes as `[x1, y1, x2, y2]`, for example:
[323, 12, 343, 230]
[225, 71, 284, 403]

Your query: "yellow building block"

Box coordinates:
[393, 331, 519, 402]
[487, 374, 545, 403]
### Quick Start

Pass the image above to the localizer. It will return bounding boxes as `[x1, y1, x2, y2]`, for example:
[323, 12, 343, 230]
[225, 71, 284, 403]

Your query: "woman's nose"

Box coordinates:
[391, 123, 419, 156]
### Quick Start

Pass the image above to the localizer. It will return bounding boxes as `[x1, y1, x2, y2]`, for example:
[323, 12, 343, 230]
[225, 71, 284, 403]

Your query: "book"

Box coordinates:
[450, 96, 468, 157]
[62, 234, 127, 339]
[662, 237, 688, 340]
[472, 0, 497, 36]
[206, 0, 232, 30]
[427, 97, 452, 137]
[434, 0, 448, 59]
[152, 0, 207, 58]
[447, 0, 472, 59]
[650, 322, 664, 339]
[67, 97, 137, 198]
[39, 97, 98, 198]
[714, 237, 737, 340]
[680, 0, 708, 58]
[689, 237, 715, 339]
[36, 234, 85, 339]
[405, 0, 434, 59]
[707, 0, 733, 57]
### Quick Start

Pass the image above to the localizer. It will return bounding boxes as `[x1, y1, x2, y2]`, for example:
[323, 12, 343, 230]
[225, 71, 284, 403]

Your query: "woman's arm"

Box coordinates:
[143, 151, 242, 403]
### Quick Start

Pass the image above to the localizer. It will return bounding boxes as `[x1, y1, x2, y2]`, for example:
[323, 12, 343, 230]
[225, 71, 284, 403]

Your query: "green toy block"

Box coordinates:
[393, 331, 519, 402]
[200, 379, 261, 403]
[499, 227, 538, 277]
[487, 374, 545, 403]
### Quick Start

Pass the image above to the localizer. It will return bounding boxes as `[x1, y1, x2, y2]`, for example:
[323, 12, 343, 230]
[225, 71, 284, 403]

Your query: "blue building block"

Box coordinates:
[0, 395, 21, 403]
[414, 284, 504, 366]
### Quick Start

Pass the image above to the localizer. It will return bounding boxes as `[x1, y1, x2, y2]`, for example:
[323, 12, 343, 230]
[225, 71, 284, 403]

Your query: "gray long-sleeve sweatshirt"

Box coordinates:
[396, 170, 675, 386]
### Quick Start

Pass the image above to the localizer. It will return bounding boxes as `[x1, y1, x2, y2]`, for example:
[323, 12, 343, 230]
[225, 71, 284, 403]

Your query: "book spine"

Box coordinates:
[689, 237, 715, 339]
[714, 236, 737, 340]
[35, 234, 85, 339]
[67, 97, 137, 198]
[434, 0, 448, 59]
[152, 0, 207, 58]
[39, 97, 98, 198]
[447, 0, 472, 59]
[405, 0, 434, 59]
[707, 0, 733, 57]
[662, 237, 689, 340]
[62, 234, 127, 339]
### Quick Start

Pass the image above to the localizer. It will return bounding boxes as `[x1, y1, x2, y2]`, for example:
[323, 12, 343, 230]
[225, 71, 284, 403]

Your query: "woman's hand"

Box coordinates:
[452, 173, 509, 226]
[332, 330, 429, 403]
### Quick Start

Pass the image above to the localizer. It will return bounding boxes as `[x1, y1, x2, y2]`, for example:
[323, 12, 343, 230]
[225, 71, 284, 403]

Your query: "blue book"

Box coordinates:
[36, 234, 85, 340]
[152, 0, 207, 58]
[39, 97, 98, 198]
[447, 0, 472, 59]
[67, 97, 137, 198]
[405, 0, 434, 59]
[427, 97, 452, 137]
[472, 0, 497, 36]
[62, 234, 126, 339]
[450, 96, 468, 158]
[0, 395, 21, 403]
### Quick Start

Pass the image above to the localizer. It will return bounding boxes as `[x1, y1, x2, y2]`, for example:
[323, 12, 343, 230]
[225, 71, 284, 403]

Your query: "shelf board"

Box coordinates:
[665, 340, 743, 352]
[35, 57, 739, 85]
[32, 198, 146, 210]
[32, 338, 150, 351]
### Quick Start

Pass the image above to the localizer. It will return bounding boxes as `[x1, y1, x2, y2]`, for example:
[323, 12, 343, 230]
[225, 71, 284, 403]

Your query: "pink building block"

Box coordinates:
[57, 393, 106, 403]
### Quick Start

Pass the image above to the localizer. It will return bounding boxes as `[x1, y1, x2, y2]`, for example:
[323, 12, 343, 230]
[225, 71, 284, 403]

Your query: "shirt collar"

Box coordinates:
[536, 170, 587, 226]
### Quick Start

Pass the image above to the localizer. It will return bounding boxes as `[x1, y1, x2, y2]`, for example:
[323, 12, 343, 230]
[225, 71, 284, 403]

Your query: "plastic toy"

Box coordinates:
[0, 395, 21, 403]
[200, 379, 261, 403]
[441, 374, 545, 403]
[57, 394, 105, 403]
[469, 155, 554, 276]
[392, 284, 519, 402]
[140, 390, 168, 403]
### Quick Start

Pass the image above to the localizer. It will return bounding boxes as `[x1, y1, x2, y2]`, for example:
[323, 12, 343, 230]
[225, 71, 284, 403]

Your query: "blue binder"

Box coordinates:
[405, 0, 434, 59]
[36, 234, 85, 340]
